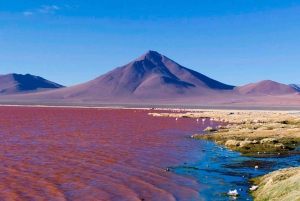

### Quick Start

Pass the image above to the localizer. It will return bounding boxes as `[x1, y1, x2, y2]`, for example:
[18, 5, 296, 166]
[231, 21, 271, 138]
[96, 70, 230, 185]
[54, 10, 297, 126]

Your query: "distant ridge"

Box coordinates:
[236, 80, 297, 95]
[0, 73, 64, 95]
[0, 51, 299, 106]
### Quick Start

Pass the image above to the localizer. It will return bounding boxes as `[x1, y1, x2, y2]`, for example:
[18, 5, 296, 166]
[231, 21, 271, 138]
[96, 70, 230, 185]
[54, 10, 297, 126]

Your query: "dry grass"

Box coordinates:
[251, 167, 300, 201]
[150, 110, 300, 155]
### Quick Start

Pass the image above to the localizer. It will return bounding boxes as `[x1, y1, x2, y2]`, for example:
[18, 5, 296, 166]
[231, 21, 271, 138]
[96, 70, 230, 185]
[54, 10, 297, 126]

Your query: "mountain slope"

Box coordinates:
[0, 52, 300, 106]
[0, 73, 64, 95]
[290, 84, 300, 92]
[84, 50, 234, 98]
[236, 80, 297, 95]
[16, 50, 234, 101]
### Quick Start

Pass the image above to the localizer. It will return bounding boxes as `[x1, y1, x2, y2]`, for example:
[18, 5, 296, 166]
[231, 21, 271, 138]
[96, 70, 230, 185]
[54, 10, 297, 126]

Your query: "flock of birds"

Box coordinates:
[175, 117, 218, 122]
[228, 184, 259, 197]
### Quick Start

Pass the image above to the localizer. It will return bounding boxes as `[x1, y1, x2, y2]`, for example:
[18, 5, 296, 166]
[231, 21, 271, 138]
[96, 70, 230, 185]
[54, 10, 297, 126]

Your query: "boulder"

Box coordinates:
[225, 140, 240, 147]
[204, 126, 217, 132]
[239, 141, 252, 147]
[260, 138, 278, 144]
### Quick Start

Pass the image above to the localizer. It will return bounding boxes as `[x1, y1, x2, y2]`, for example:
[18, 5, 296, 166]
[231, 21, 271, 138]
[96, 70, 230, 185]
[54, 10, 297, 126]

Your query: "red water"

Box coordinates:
[0, 107, 214, 201]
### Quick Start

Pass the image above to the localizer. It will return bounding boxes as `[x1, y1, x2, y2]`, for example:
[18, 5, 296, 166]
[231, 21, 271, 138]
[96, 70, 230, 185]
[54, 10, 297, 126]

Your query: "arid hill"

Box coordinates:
[235, 80, 297, 95]
[0, 73, 64, 95]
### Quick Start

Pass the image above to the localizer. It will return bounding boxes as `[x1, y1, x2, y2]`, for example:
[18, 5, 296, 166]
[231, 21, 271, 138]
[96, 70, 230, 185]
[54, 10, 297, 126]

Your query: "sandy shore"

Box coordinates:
[149, 109, 300, 200]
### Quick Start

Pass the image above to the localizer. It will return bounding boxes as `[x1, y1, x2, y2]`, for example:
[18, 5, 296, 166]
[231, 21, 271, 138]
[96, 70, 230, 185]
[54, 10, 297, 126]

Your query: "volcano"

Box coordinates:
[23, 50, 234, 101]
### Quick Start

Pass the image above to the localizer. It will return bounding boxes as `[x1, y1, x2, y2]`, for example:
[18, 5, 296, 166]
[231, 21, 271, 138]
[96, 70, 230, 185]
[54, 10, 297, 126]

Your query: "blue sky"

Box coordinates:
[0, 0, 299, 86]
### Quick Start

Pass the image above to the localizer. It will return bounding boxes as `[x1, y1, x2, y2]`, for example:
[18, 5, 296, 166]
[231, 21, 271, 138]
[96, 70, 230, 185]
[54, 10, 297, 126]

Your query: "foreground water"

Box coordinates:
[173, 140, 300, 200]
[0, 107, 299, 200]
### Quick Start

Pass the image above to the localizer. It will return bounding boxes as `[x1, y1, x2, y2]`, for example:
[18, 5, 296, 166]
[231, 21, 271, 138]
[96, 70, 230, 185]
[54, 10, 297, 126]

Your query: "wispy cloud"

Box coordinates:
[37, 5, 60, 14]
[23, 11, 34, 16]
[23, 5, 73, 16]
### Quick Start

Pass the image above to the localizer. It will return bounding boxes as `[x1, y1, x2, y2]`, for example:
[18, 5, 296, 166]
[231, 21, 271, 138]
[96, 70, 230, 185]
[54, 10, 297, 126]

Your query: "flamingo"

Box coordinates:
[250, 186, 259, 191]
[228, 189, 239, 196]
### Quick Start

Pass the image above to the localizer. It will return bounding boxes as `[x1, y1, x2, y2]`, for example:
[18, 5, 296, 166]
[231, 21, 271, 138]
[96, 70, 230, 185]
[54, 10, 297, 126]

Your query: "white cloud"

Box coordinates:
[38, 5, 60, 14]
[23, 5, 66, 16]
[23, 11, 34, 16]
[52, 5, 60, 10]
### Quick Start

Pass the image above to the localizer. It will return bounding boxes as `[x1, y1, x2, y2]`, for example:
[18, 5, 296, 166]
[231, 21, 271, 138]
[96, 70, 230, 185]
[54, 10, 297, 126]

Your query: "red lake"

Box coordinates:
[0, 106, 220, 201]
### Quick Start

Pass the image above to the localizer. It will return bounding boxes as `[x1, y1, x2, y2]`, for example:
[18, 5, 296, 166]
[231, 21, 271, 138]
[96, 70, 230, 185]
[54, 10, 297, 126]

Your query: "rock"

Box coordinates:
[204, 126, 217, 132]
[274, 143, 286, 149]
[191, 134, 200, 138]
[260, 138, 278, 144]
[217, 125, 227, 129]
[239, 141, 252, 147]
[225, 140, 240, 147]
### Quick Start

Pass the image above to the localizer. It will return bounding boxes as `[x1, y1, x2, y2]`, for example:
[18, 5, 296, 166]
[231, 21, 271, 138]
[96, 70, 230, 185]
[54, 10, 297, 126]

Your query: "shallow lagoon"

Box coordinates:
[0, 106, 299, 200]
[174, 139, 300, 200]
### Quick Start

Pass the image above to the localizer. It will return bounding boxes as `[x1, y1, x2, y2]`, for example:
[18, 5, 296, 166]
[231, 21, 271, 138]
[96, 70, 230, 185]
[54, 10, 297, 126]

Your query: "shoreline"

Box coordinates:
[149, 109, 300, 156]
[149, 109, 300, 200]
[1, 102, 300, 111]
